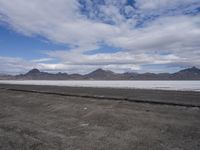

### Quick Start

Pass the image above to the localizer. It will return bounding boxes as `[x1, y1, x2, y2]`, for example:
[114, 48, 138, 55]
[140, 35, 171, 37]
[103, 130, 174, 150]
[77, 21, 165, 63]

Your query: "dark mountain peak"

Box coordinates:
[90, 68, 114, 74]
[179, 66, 200, 74]
[93, 68, 106, 72]
[189, 66, 199, 71]
[85, 68, 117, 79]
[170, 66, 200, 80]
[26, 68, 41, 74]
[3, 66, 200, 80]
[191, 66, 198, 69]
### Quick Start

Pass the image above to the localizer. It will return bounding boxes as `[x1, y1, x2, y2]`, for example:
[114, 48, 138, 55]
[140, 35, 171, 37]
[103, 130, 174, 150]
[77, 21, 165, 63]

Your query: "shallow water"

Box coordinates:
[1, 80, 200, 91]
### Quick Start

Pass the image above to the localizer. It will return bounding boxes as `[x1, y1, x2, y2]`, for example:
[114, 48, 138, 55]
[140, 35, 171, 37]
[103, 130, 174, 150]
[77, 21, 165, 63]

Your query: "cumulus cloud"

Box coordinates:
[0, 0, 199, 73]
[135, 0, 198, 10]
[110, 16, 200, 52]
[0, 56, 33, 74]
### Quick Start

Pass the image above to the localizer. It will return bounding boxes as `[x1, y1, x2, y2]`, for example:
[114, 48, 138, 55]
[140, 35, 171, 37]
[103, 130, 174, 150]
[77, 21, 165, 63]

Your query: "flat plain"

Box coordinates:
[0, 84, 200, 150]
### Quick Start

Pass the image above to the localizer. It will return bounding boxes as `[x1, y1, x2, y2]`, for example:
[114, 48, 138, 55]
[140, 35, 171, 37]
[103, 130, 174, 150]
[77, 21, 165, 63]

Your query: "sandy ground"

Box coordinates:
[0, 84, 200, 150]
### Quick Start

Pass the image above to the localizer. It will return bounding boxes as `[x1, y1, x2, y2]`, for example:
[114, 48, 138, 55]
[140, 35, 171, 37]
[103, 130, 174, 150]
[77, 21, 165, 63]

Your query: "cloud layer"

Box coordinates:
[0, 0, 200, 74]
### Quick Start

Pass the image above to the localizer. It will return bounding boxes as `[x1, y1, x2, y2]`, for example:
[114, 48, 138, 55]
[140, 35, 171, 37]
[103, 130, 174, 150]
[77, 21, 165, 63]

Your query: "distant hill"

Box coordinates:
[0, 74, 13, 80]
[15, 68, 70, 80]
[1, 67, 200, 80]
[170, 67, 200, 80]
[85, 68, 122, 80]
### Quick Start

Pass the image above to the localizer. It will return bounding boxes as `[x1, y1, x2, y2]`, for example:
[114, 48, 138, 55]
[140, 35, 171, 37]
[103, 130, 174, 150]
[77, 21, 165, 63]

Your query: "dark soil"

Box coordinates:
[0, 84, 200, 150]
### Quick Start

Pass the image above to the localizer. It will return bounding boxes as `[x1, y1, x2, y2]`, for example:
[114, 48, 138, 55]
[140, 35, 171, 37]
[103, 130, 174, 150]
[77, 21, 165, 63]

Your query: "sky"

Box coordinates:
[0, 0, 200, 74]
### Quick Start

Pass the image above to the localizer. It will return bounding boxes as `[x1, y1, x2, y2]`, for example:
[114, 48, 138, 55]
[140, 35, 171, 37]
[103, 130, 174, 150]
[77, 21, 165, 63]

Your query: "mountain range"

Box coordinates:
[1, 67, 200, 80]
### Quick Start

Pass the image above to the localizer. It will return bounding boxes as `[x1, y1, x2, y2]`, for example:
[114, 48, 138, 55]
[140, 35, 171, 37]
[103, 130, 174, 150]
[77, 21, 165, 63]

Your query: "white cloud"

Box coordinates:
[0, 0, 199, 73]
[31, 58, 53, 63]
[109, 16, 200, 53]
[0, 0, 121, 47]
[135, 0, 198, 10]
[47, 51, 179, 65]
[0, 56, 33, 74]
